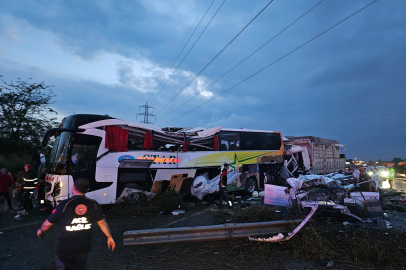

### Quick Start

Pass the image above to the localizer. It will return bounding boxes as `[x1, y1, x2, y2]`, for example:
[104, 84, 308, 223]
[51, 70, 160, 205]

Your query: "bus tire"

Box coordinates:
[119, 183, 143, 197]
[245, 177, 258, 194]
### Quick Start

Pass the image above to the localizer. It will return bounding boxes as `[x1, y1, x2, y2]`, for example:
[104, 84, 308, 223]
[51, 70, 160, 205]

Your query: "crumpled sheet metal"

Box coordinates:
[285, 175, 347, 205]
[286, 175, 336, 191]
[190, 171, 242, 200]
[296, 182, 348, 205]
[248, 204, 318, 242]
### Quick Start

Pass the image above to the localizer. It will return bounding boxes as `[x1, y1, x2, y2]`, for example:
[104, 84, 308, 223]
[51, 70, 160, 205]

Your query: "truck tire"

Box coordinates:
[245, 177, 258, 194]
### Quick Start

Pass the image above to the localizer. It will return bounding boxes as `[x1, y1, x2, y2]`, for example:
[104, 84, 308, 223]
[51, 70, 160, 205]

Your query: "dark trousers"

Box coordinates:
[0, 192, 12, 209]
[56, 252, 88, 270]
[219, 187, 230, 206]
[22, 190, 33, 210]
[33, 162, 40, 174]
[16, 189, 23, 206]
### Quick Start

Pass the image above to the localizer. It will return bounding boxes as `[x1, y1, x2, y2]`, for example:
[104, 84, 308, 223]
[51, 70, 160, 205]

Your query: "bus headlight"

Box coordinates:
[367, 171, 373, 176]
[380, 171, 388, 177]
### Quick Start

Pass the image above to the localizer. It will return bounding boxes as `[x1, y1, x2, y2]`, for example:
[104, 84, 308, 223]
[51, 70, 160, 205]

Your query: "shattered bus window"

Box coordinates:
[219, 132, 240, 151]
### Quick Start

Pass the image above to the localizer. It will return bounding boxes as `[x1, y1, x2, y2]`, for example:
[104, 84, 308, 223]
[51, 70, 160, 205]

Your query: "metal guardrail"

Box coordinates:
[124, 219, 303, 246]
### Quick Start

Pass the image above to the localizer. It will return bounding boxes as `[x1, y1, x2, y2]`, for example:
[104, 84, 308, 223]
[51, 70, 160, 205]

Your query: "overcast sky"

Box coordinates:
[1, 0, 405, 160]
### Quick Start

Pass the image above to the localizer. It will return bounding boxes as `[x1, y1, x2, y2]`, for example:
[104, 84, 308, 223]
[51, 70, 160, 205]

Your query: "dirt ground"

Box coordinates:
[0, 204, 320, 270]
[1, 177, 406, 270]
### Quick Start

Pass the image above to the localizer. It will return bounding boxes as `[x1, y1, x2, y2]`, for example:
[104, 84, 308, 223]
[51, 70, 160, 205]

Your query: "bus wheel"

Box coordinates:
[119, 183, 143, 197]
[245, 177, 258, 194]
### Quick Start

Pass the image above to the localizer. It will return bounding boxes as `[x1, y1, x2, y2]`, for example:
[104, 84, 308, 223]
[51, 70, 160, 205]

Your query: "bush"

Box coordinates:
[0, 154, 31, 176]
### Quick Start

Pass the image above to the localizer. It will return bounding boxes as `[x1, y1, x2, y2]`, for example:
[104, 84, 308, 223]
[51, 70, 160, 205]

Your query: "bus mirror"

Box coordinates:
[42, 128, 85, 147]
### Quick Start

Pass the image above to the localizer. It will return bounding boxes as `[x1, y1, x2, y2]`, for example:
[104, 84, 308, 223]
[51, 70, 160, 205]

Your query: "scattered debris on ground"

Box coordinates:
[106, 190, 189, 217]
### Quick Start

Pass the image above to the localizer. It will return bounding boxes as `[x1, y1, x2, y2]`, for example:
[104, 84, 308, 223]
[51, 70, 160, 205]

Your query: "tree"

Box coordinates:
[392, 157, 403, 165]
[0, 75, 58, 156]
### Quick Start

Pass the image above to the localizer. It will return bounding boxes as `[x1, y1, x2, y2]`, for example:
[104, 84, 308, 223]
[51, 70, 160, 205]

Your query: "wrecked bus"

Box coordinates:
[42, 114, 285, 205]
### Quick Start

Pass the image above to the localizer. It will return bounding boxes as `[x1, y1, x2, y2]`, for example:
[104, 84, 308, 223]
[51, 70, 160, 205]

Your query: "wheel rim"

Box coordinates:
[247, 179, 256, 192]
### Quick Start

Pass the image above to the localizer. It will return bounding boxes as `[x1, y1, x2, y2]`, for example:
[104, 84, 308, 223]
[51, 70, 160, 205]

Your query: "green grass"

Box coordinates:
[229, 206, 406, 268]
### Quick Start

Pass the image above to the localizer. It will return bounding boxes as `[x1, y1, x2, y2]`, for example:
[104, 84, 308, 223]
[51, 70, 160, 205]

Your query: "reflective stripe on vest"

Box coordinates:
[23, 178, 38, 189]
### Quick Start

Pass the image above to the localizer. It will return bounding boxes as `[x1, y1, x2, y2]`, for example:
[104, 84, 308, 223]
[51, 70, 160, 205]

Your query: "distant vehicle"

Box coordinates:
[375, 166, 389, 179]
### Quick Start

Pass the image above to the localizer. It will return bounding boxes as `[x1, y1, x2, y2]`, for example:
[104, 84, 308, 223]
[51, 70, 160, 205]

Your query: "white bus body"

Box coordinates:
[43, 114, 285, 205]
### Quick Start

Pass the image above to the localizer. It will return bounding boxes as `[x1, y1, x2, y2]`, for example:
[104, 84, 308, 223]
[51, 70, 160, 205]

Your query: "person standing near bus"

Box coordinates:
[38, 150, 46, 173]
[21, 164, 37, 212]
[31, 149, 41, 173]
[0, 168, 15, 210]
[37, 177, 115, 270]
[388, 165, 395, 188]
[218, 163, 233, 208]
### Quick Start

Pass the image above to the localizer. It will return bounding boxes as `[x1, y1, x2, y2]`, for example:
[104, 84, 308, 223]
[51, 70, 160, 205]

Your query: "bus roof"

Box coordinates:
[220, 128, 276, 133]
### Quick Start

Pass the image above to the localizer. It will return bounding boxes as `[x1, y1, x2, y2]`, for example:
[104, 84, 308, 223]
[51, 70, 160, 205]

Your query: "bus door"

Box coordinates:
[68, 134, 105, 199]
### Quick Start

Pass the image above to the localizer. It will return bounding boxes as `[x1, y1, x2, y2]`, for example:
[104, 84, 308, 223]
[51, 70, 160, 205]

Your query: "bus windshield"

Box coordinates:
[49, 132, 71, 175]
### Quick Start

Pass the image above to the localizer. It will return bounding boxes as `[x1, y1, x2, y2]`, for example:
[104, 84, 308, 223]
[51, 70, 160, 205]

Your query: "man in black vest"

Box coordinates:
[37, 178, 115, 270]
[219, 163, 233, 208]
[21, 164, 37, 212]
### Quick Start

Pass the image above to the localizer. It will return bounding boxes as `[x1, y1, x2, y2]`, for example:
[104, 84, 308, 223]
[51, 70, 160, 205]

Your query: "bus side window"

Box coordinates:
[69, 134, 102, 173]
[219, 132, 240, 151]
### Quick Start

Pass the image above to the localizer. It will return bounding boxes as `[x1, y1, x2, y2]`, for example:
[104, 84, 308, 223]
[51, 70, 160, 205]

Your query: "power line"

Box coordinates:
[149, 0, 216, 105]
[146, 0, 211, 103]
[156, 0, 275, 115]
[159, 0, 378, 126]
[157, 0, 325, 119]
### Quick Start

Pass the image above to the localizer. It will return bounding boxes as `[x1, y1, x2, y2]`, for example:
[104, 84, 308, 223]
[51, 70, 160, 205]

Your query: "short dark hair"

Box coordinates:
[74, 178, 90, 193]
[224, 163, 229, 167]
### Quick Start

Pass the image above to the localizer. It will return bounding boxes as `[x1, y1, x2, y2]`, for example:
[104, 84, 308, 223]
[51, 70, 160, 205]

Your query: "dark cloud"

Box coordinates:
[1, 0, 405, 160]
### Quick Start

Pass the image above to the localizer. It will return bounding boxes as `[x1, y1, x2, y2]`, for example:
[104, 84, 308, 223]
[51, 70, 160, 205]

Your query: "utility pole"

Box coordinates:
[136, 102, 156, 125]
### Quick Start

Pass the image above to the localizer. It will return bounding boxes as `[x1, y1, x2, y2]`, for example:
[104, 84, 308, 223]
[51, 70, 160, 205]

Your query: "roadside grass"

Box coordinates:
[231, 206, 284, 223]
[228, 206, 406, 268]
[106, 190, 189, 217]
[107, 202, 406, 268]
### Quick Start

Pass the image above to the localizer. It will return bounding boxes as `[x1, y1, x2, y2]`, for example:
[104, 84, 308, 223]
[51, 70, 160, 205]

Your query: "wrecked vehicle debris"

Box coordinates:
[190, 171, 241, 200]
[248, 203, 318, 242]
[264, 173, 382, 220]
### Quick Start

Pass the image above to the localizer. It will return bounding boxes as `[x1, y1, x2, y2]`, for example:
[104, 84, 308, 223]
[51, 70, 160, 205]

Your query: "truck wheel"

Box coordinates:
[245, 177, 258, 194]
